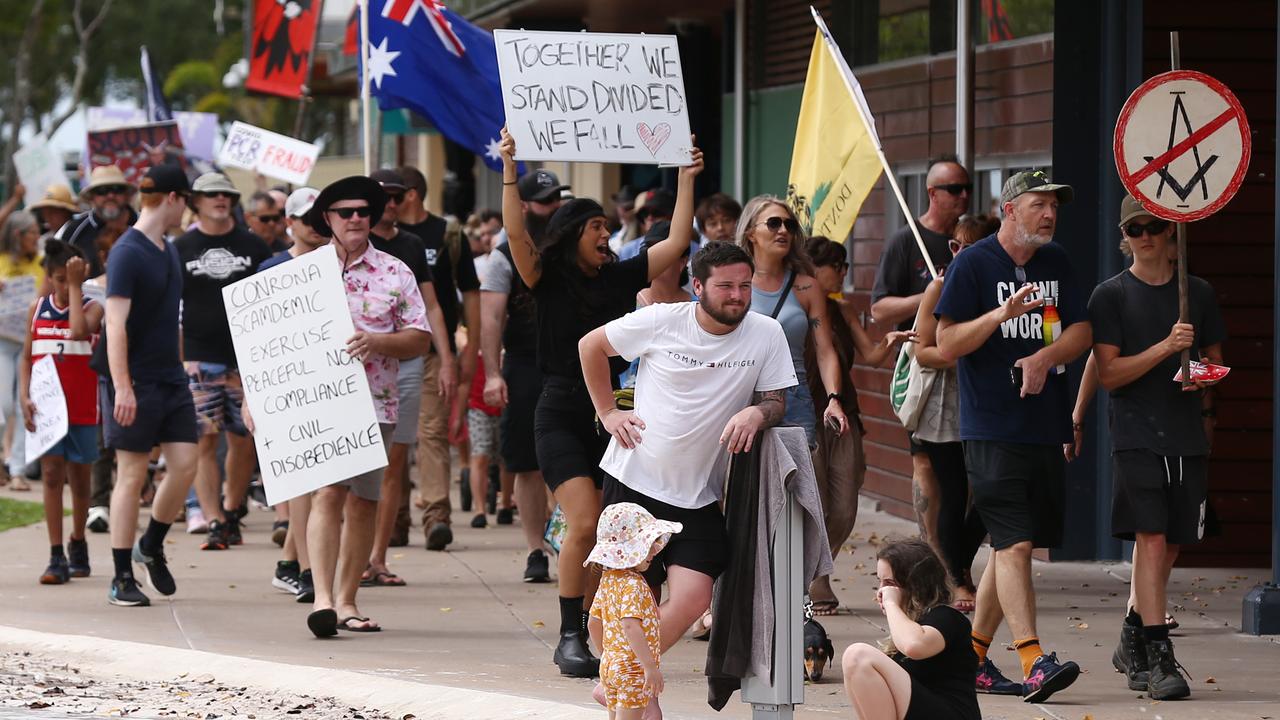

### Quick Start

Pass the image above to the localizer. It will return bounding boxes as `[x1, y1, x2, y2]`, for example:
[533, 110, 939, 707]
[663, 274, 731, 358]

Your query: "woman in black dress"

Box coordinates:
[499, 127, 703, 678]
[842, 539, 980, 720]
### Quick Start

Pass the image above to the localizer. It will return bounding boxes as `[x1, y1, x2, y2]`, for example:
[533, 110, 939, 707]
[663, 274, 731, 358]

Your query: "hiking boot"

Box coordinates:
[496, 507, 515, 525]
[132, 538, 177, 596]
[524, 549, 551, 583]
[426, 522, 453, 551]
[39, 555, 70, 585]
[86, 506, 109, 533]
[554, 630, 600, 678]
[273, 560, 301, 594]
[974, 657, 1023, 695]
[1022, 652, 1081, 703]
[1146, 638, 1191, 700]
[295, 569, 315, 603]
[226, 515, 243, 546]
[108, 576, 150, 607]
[67, 538, 90, 578]
[1113, 621, 1150, 690]
[202, 520, 231, 551]
[271, 520, 288, 548]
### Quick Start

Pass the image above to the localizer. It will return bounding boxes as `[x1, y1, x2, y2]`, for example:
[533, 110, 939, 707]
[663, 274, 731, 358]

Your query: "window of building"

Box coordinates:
[838, 0, 1053, 68]
[977, 0, 1054, 45]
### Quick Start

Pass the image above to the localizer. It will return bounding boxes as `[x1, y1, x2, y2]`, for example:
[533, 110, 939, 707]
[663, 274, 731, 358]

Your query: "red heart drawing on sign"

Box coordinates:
[636, 122, 672, 157]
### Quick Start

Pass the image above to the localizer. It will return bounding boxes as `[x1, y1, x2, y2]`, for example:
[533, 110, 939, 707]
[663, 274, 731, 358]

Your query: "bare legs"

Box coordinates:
[842, 643, 912, 720]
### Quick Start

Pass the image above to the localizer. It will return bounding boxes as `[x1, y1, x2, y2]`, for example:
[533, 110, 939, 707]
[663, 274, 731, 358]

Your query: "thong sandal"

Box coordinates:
[366, 570, 406, 587]
[691, 610, 713, 641]
[307, 609, 338, 638]
[9, 477, 30, 492]
[339, 615, 381, 632]
[810, 599, 841, 616]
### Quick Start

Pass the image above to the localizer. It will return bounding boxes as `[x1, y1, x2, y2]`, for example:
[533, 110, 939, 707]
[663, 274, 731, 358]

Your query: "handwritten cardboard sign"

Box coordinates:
[222, 245, 386, 505]
[87, 107, 220, 161]
[494, 29, 693, 165]
[87, 122, 187, 186]
[0, 276, 38, 344]
[218, 121, 319, 186]
[12, 136, 70, 207]
[25, 355, 69, 464]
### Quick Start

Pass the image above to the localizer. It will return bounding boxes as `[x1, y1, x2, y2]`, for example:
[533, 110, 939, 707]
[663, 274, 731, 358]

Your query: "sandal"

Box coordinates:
[810, 599, 841, 616]
[338, 615, 381, 632]
[9, 477, 30, 492]
[365, 570, 406, 587]
[1166, 613, 1179, 630]
[691, 610, 713, 641]
[307, 608, 338, 638]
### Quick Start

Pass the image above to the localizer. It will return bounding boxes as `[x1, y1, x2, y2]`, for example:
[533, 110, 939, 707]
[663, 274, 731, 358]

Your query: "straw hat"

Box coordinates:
[584, 503, 682, 571]
[80, 165, 137, 199]
[28, 184, 79, 213]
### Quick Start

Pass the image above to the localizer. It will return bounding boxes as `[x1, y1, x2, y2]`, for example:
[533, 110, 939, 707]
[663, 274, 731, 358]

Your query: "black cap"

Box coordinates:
[635, 190, 675, 221]
[308, 176, 388, 237]
[139, 164, 190, 195]
[518, 169, 569, 203]
[612, 184, 638, 205]
[545, 198, 607, 245]
[369, 168, 407, 191]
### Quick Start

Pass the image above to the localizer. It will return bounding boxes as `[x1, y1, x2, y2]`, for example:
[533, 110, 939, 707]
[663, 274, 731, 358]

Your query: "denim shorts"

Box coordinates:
[44, 424, 101, 465]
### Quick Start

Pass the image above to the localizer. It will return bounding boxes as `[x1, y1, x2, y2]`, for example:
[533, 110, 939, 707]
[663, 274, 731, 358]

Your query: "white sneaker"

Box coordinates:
[86, 506, 109, 534]
[186, 507, 209, 534]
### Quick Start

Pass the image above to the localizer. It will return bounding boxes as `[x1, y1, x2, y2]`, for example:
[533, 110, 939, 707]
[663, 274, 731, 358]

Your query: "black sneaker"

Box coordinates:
[67, 538, 90, 578]
[471, 513, 487, 529]
[426, 522, 453, 551]
[1113, 621, 1149, 690]
[295, 569, 315, 603]
[108, 576, 150, 607]
[271, 520, 289, 548]
[496, 507, 515, 525]
[524, 549, 551, 583]
[273, 560, 301, 594]
[132, 539, 177, 596]
[1022, 652, 1081, 703]
[1146, 638, 1191, 700]
[202, 520, 230, 551]
[226, 515, 243, 546]
[39, 555, 70, 585]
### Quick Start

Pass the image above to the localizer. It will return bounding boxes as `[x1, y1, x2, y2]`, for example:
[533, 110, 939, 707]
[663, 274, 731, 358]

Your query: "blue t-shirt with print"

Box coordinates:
[933, 234, 1086, 445]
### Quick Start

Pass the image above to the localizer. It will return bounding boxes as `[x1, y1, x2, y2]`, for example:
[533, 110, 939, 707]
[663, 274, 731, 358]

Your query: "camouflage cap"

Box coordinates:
[1000, 170, 1074, 205]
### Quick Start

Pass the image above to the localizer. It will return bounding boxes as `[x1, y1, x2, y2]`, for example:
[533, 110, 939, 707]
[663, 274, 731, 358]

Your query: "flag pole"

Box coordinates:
[292, 0, 326, 143]
[810, 7, 939, 281]
[360, 0, 374, 175]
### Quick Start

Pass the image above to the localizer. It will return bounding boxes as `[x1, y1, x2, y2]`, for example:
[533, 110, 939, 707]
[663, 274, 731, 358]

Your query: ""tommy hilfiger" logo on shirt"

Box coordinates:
[666, 351, 758, 369]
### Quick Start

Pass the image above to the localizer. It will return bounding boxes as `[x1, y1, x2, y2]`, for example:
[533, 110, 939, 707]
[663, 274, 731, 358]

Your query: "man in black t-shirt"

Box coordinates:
[175, 173, 272, 551]
[1089, 196, 1225, 701]
[57, 164, 139, 278]
[397, 165, 480, 551]
[871, 155, 971, 553]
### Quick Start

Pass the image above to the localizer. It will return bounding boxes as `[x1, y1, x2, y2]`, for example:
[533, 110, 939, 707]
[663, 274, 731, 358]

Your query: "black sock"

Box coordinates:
[50, 544, 65, 559]
[1143, 624, 1170, 643]
[559, 595, 584, 634]
[112, 548, 133, 579]
[140, 519, 171, 555]
[1126, 608, 1143, 627]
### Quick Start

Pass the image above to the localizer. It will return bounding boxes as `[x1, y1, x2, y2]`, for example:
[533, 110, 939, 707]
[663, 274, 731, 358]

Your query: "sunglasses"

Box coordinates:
[199, 191, 239, 200]
[931, 183, 973, 196]
[92, 185, 129, 197]
[948, 239, 973, 254]
[385, 192, 405, 203]
[1123, 219, 1171, 238]
[254, 213, 283, 223]
[756, 216, 801, 234]
[330, 206, 373, 219]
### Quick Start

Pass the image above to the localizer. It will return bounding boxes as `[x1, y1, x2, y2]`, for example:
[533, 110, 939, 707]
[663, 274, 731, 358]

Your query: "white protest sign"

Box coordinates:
[494, 29, 693, 165]
[25, 355, 69, 464]
[0, 276, 37, 343]
[12, 136, 69, 207]
[222, 245, 386, 505]
[218, 121, 320, 186]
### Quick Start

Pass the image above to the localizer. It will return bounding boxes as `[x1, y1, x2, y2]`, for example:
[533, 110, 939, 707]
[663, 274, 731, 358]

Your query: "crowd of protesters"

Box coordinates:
[0, 132, 1220, 716]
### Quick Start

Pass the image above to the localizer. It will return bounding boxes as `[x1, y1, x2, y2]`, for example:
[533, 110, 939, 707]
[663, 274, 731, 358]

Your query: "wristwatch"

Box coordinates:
[827, 392, 841, 403]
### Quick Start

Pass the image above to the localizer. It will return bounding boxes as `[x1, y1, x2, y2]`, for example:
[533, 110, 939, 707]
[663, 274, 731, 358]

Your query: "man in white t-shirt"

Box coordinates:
[578, 241, 797, 651]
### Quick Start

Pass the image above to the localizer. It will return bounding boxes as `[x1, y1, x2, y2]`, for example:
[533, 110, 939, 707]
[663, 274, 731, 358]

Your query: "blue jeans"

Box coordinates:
[782, 381, 817, 449]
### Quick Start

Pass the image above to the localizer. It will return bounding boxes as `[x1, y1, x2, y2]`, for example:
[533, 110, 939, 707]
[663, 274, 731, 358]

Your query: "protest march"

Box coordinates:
[1, 1, 1279, 719]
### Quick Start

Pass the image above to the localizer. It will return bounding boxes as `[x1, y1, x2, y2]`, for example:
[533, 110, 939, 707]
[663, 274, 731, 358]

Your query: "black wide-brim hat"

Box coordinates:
[309, 175, 388, 238]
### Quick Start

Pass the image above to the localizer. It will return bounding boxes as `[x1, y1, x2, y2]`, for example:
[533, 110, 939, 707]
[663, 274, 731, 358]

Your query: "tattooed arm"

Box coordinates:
[796, 275, 849, 436]
[720, 388, 788, 454]
[499, 126, 543, 288]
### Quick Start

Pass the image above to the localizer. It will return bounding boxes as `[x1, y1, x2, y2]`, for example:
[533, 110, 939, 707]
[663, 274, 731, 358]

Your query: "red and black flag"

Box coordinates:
[246, 0, 322, 99]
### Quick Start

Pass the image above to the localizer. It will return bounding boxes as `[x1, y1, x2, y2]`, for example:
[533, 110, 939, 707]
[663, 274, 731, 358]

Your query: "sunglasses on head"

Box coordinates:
[1123, 219, 1171, 238]
[92, 185, 129, 197]
[931, 183, 973, 196]
[757, 216, 801, 234]
[330, 206, 373, 219]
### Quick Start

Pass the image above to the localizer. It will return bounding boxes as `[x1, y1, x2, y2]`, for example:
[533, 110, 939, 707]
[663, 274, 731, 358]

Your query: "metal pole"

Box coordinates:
[291, 0, 325, 143]
[1170, 32, 1192, 387]
[955, 0, 974, 169]
[360, 0, 374, 175]
[733, 0, 746, 201]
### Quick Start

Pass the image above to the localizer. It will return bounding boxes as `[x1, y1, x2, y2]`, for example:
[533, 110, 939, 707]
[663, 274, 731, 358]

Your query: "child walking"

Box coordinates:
[586, 503, 682, 719]
[22, 240, 103, 584]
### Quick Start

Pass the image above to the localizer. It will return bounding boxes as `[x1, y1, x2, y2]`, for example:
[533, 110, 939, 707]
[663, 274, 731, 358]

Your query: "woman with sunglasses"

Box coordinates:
[842, 538, 981, 720]
[499, 126, 703, 678]
[805, 236, 915, 616]
[734, 198, 847, 447]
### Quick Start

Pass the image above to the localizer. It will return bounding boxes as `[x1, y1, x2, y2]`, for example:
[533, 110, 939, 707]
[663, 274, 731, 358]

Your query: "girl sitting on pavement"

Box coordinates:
[586, 502, 682, 719]
[842, 538, 980, 720]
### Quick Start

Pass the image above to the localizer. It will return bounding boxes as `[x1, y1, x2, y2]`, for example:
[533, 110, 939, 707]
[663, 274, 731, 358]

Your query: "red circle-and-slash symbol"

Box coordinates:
[1114, 69, 1251, 223]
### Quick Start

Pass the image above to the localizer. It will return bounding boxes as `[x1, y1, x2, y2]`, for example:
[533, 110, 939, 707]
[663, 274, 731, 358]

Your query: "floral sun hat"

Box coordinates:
[585, 502, 683, 570]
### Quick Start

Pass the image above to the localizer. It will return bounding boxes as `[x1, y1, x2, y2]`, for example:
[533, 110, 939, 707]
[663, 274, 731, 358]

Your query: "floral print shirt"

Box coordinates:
[339, 242, 428, 424]
[589, 569, 661, 674]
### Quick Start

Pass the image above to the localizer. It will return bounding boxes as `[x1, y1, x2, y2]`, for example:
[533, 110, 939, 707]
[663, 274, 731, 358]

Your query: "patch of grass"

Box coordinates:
[0, 496, 49, 532]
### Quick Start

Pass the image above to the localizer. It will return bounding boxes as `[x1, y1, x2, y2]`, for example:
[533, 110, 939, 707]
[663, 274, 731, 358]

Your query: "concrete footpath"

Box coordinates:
[1, 481, 1278, 720]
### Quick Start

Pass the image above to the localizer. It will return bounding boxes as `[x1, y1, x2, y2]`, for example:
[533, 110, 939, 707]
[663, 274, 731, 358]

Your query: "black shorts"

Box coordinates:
[964, 440, 1064, 550]
[534, 376, 608, 492]
[102, 379, 199, 453]
[602, 473, 728, 586]
[1111, 450, 1208, 545]
[499, 354, 541, 473]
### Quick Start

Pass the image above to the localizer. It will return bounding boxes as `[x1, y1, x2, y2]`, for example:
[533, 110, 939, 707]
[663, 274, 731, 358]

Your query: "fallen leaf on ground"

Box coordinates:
[1206, 676, 1216, 683]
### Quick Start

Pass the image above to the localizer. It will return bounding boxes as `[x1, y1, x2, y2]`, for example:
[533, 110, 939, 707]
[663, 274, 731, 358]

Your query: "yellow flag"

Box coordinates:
[787, 25, 883, 244]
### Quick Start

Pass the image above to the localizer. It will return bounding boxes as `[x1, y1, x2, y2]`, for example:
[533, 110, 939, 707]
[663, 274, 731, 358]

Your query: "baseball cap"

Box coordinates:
[518, 169, 569, 203]
[1000, 170, 1073, 205]
[369, 168, 407, 191]
[139, 164, 191, 195]
[286, 187, 320, 219]
[612, 185, 637, 206]
[1117, 195, 1161, 227]
[191, 172, 240, 197]
[634, 189, 676, 221]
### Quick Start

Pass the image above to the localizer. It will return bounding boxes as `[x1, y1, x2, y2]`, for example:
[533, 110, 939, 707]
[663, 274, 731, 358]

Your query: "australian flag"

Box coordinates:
[361, 1, 510, 172]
